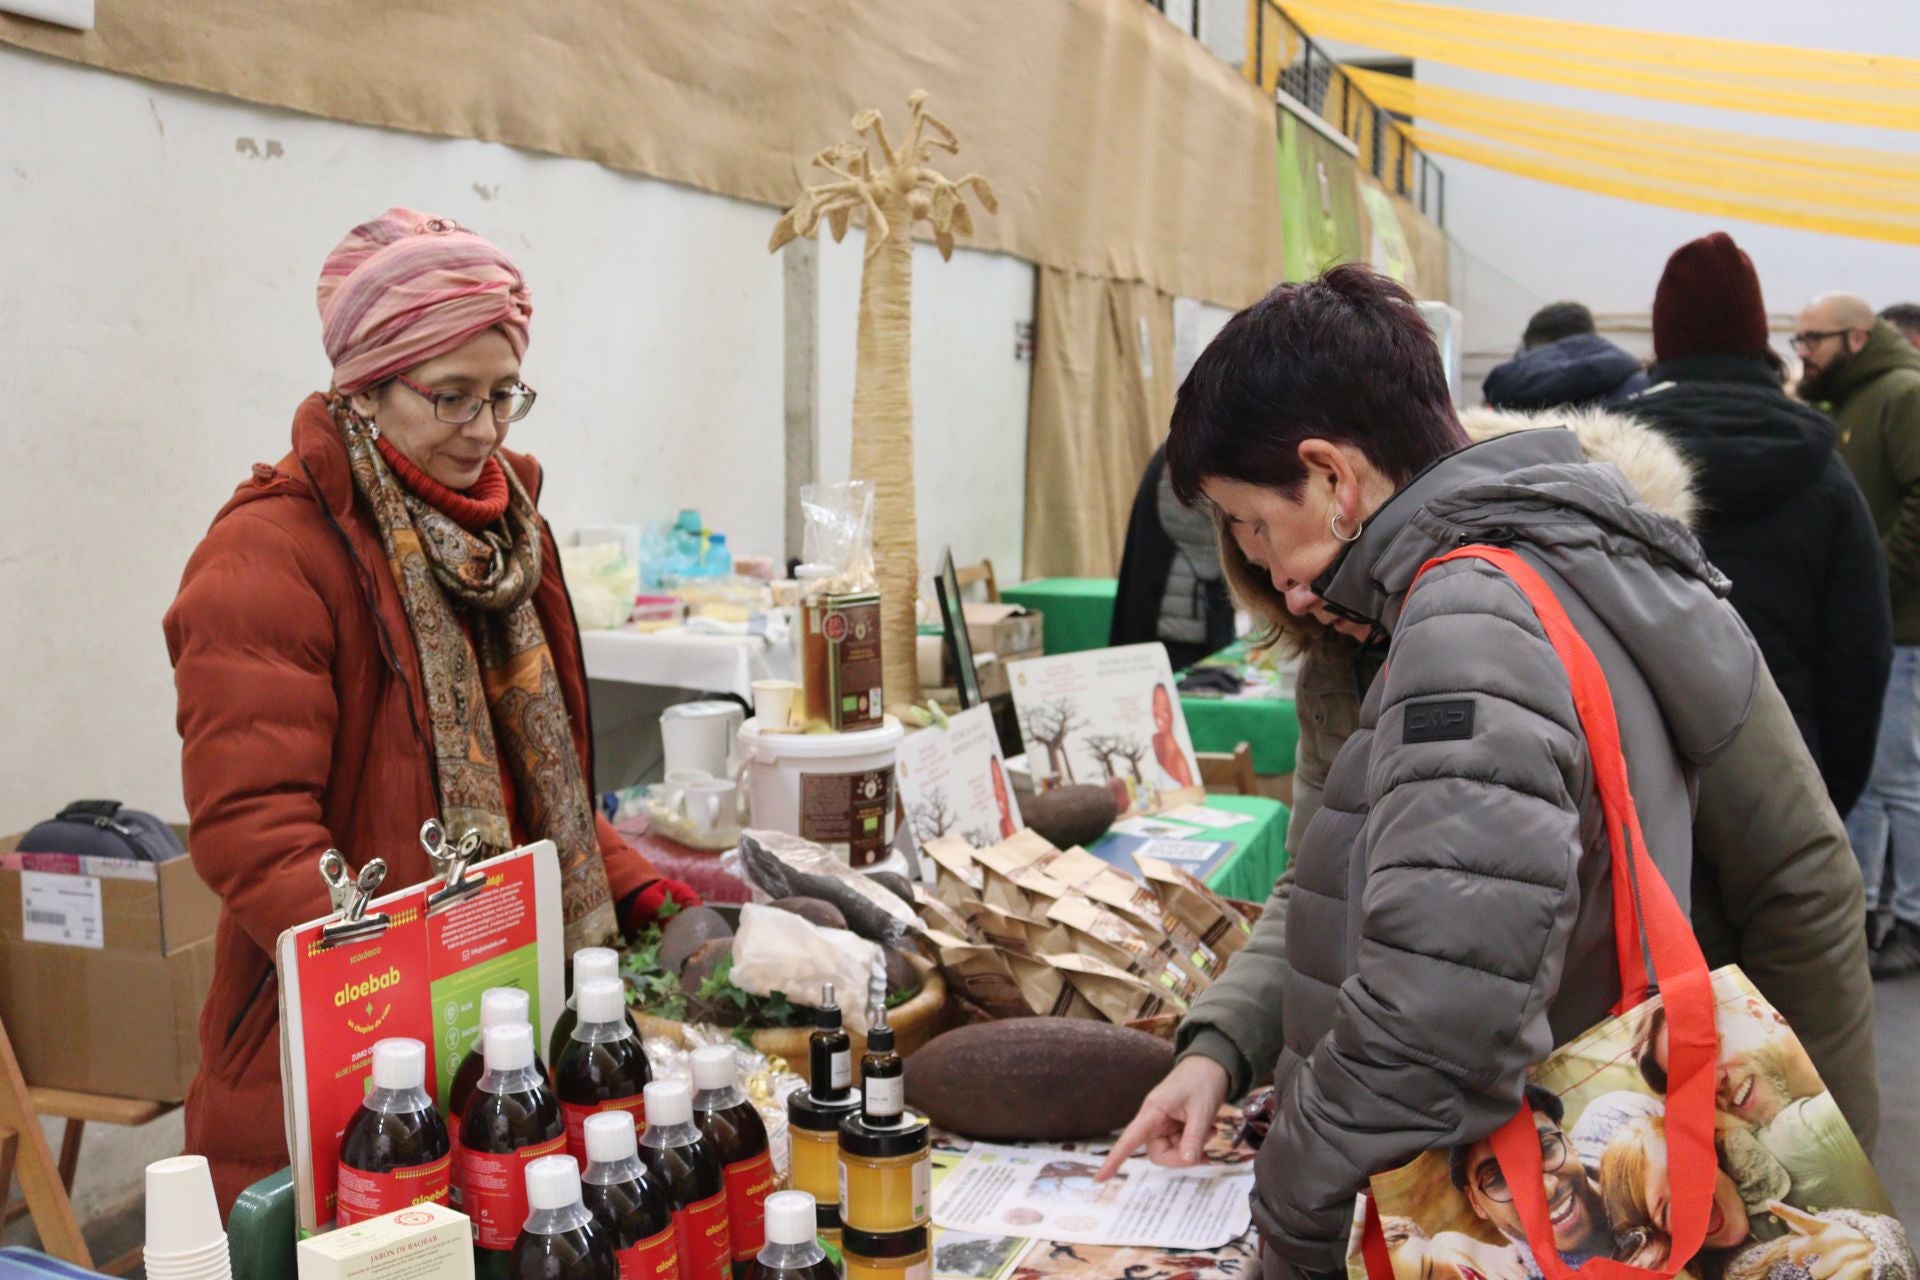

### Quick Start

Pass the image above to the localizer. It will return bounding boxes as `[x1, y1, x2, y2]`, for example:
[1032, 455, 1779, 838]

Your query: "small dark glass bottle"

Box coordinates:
[555, 977, 652, 1164]
[691, 1045, 775, 1278]
[859, 1004, 903, 1126]
[335, 1038, 451, 1226]
[638, 1080, 733, 1280]
[809, 984, 853, 1103]
[461, 1023, 568, 1280]
[511, 1154, 619, 1280]
[581, 1111, 680, 1280]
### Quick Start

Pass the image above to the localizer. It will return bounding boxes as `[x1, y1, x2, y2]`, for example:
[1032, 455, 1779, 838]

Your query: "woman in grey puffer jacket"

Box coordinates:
[1099, 267, 1761, 1280]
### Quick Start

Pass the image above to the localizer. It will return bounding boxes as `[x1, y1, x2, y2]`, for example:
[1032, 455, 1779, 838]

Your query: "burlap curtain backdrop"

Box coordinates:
[0, 0, 1286, 310]
[1023, 270, 1176, 581]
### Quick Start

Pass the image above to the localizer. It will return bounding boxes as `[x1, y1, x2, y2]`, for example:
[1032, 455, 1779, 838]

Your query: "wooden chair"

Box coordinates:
[1197, 742, 1258, 797]
[0, 1013, 174, 1274]
[954, 559, 1000, 603]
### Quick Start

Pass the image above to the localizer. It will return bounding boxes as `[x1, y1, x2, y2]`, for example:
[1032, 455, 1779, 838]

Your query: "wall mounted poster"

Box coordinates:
[898, 704, 1024, 850]
[1007, 643, 1203, 815]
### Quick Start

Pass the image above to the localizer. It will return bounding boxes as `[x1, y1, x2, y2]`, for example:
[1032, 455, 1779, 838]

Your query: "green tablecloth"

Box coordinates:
[1001, 578, 1118, 655]
[1180, 641, 1299, 776]
[1088, 794, 1289, 905]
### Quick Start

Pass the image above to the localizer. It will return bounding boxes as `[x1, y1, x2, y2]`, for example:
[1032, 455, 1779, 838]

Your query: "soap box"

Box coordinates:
[296, 1203, 474, 1280]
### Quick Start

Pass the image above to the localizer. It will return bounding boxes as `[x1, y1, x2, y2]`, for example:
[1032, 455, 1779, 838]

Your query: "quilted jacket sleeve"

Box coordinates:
[1253, 559, 1590, 1269]
[164, 508, 340, 956]
[1175, 866, 1293, 1099]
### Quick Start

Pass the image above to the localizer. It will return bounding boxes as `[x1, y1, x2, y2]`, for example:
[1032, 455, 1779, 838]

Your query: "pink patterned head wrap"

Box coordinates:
[317, 207, 532, 393]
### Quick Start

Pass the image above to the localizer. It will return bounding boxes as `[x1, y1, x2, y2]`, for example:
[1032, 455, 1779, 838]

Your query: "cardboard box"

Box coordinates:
[963, 601, 1044, 662]
[0, 827, 218, 1101]
[297, 1202, 473, 1280]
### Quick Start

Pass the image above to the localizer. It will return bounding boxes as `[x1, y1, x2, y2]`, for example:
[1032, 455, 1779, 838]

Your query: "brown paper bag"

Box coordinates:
[1005, 951, 1103, 1019]
[1047, 895, 1205, 1001]
[1137, 855, 1254, 968]
[931, 934, 1033, 1021]
[1047, 952, 1188, 1024]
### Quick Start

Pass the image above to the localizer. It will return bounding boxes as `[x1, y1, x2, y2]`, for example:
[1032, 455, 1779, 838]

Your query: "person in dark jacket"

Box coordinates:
[1629, 233, 1891, 819]
[1110, 443, 1236, 669]
[1482, 299, 1650, 411]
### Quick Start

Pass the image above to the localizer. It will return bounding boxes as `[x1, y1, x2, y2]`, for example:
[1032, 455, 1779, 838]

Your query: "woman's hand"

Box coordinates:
[1096, 1056, 1229, 1181]
[1773, 1205, 1876, 1280]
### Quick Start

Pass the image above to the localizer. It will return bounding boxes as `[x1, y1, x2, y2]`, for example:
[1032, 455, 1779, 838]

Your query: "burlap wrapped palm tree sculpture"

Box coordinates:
[770, 92, 997, 709]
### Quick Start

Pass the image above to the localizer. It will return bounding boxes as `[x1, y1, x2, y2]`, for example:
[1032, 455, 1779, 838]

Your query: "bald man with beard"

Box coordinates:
[1798, 292, 1920, 976]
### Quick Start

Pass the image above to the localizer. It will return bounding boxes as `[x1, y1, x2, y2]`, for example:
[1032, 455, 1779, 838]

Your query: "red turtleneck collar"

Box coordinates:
[377, 437, 510, 532]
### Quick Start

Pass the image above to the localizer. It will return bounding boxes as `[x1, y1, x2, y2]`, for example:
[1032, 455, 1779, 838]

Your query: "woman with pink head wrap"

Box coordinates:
[163, 208, 697, 1214]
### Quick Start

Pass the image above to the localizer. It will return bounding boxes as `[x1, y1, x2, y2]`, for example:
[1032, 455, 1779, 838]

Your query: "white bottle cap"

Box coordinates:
[574, 947, 619, 986]
[584, 1111, 639, 1165]
[578, 977, 627, 1026]
[763, 1191, 816, 1247]
[481, 987, 531, 1032]
[644, 1079, 691, 1127]
[691, 1045, 737, 1092]
[485, 1022, 535, 1073]
[371, 1038, 425, 1092]
[525, 1154, 582, 1213]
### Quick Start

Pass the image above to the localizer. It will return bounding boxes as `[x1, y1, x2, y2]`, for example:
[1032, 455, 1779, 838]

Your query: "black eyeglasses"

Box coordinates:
[393, 374, 537, 424]
[1472, 1132, 1571, 1203]
[1791, 329, 1855, 353]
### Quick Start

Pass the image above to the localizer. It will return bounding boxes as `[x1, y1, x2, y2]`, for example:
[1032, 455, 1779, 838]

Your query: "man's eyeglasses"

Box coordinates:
[393, 374, 537, 425]
[1471, 1132, 1570, 1203]
[1791, 329, 1855, 353]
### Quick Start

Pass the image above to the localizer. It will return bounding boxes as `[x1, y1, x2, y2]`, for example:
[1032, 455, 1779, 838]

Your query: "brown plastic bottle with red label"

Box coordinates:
[690, 1045, 776, 1279]
[460, 1022, 567, 1280]
[447, 987, 550, 1215]
[555, 977, 652, 1164]
[335, 1038, 451, 1226]
[638, 1080, 733, 1280]
[747, 1192, 837, 1280]
[549, 947, 644, 1066]
[581, 1112, 681, 1280]
[513, 1155, 620, 1280]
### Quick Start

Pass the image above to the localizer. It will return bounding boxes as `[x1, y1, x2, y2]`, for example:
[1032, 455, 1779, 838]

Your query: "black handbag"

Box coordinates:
[19, 800, 187, 862]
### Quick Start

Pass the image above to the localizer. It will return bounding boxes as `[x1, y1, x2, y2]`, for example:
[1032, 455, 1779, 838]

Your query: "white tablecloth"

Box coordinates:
[579, 628, 791, 702]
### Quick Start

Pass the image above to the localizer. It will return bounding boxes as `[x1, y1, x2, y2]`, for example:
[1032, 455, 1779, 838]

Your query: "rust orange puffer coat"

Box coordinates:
[164, 394, 660, 1213]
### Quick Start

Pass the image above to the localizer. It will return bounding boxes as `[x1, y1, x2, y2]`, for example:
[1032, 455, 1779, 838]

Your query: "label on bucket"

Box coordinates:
[800, 768, 895, 867]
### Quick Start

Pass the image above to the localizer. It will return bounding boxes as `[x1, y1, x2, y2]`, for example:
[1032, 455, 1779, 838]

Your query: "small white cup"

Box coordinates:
[661, 768, 711, 816]
[145, 1155, 225, 1258]
[685, 778, 741, 834]
[752, 680, 800, 730]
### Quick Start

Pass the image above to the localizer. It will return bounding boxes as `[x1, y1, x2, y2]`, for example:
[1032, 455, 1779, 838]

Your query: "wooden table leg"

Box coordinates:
[55, 1118, 84, 1190]
[0, 1127, 19, 1226]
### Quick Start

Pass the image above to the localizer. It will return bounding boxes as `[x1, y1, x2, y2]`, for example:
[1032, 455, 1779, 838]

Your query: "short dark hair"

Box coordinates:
[1882, 303, 1920, 338]
[1165, 265, 1466, 506]
[1448, 1084, 1566, 1190]
[1523, 301, 1596, 349]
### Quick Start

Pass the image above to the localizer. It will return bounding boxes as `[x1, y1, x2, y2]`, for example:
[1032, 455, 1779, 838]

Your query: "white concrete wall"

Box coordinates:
[1407, 0, 1920, 373]
[815, 233, 1035, 589]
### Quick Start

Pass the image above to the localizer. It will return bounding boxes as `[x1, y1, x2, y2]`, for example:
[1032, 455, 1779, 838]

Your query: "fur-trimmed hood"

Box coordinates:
[1457, 404, 1697, 527]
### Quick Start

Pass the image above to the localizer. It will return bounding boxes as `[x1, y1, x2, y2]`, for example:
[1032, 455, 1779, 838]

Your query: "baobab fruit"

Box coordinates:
[1020, 785, 1119, 851]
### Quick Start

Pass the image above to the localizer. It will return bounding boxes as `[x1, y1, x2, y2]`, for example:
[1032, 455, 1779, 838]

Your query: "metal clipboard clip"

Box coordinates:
[318, 849, 390, 945]
[422, 819, 488, 912]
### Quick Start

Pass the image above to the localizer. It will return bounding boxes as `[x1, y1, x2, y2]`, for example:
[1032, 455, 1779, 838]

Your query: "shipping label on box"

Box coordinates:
[20, 869, 104, 948]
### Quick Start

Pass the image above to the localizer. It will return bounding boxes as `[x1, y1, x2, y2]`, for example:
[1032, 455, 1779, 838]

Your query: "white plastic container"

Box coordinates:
[739, 717, 905, 870]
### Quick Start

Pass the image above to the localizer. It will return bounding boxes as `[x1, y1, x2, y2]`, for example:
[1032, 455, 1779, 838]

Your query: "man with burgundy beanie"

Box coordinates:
[1630, 233, 1890, 829]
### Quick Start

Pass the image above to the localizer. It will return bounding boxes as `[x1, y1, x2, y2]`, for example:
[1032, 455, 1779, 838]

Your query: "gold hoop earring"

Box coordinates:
[1331, 511, 1362, 543]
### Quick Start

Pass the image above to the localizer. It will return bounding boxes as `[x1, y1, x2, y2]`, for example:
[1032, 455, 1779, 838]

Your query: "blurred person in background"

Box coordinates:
[1481, 299, 1650, 412]
[1880, 304, 1920, 351]
[1798, 291, 1920, 976]
[1628, 234, 1889, 819]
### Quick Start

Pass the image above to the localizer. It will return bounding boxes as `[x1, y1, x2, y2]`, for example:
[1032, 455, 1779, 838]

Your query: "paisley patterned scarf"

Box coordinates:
[336, 400, 616, 951]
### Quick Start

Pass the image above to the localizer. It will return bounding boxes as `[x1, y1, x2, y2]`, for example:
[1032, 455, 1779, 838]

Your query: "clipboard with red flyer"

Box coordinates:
[274, 826, 566, 1234]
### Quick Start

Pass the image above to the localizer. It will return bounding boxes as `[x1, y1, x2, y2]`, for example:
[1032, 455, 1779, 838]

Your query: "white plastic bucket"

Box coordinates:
[739, 717, 905, 869]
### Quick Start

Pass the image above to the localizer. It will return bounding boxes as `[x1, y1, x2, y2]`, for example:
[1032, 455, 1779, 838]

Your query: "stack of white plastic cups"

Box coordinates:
[144, 1155, 233, 1280]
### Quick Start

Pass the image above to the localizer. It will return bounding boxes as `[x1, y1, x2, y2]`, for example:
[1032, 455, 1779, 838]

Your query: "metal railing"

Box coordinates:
[1245, 0, 1446, 224]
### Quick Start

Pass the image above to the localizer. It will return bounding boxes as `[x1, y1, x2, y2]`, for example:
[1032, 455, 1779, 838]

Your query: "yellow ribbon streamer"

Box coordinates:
[1279, 0, 1920, 131]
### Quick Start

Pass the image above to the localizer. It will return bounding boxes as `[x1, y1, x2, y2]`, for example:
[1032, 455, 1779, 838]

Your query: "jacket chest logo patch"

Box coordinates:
[1404, 698, 1475, 744]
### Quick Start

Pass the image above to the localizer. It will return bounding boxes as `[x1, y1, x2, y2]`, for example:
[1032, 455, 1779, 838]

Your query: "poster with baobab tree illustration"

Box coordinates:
[896, 705, 1023, 851]
[1008, 644, 1203, 816]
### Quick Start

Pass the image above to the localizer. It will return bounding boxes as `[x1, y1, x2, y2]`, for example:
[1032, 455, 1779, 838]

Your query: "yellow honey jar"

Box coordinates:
[837, 1112, 931, 1234]
[841, 1227, 929, 1280]
[787, 1089, 860, 1210]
